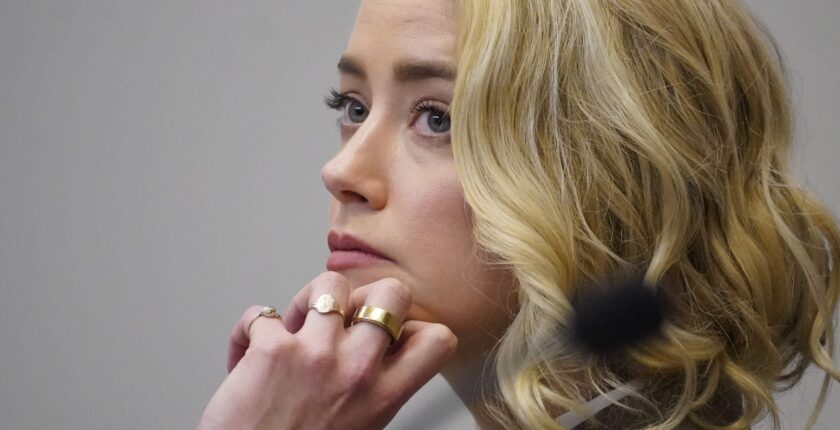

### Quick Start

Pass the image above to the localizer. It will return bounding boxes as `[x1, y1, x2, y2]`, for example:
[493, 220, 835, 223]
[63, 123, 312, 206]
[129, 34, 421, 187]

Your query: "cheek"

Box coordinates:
[397, 178, 473, 261]
[398, 180, 517, 343]
[385, 167, 519, 345]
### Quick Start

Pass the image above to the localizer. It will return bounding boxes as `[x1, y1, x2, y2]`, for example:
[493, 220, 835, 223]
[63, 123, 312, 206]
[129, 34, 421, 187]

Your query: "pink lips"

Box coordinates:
[326, 231, 393, 271]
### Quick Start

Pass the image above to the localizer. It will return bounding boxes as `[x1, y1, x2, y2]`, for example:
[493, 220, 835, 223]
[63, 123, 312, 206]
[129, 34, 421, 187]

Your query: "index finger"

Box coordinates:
[227, 305, 290, 372]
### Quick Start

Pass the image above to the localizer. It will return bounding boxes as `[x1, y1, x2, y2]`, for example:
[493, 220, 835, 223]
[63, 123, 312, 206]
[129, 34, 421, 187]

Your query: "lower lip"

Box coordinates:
[326, 250, 392, 271]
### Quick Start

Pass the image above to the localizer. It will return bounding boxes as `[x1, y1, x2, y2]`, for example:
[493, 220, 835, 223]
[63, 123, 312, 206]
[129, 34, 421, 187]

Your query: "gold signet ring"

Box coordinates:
[248, 306, 283, 335]
[309, 294, 346, 319]
[351, 305, 403, 343]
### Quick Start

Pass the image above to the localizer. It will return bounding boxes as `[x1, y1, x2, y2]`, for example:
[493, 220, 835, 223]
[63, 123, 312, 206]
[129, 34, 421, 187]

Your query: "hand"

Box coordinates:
[196, 271, 458, 430]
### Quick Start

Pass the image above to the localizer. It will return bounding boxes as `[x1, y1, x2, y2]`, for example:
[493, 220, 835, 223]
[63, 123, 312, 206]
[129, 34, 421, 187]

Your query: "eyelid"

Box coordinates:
[327, 88, 448, 114]
[410, 112, 451, 145]
[408, 98, 450, 119]
[324, 87, 366, 108]
[325, 89, 369, 128]
[327, 89, 450, 137]
[409, 97, 450, 131]
[339, 91, 370, 109]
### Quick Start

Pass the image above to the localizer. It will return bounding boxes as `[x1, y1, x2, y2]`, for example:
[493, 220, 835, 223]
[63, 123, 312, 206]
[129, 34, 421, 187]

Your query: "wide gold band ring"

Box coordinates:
[248, 306, 283, 335]
[351, 305, 403, 343]
[309, 294, 346, 319]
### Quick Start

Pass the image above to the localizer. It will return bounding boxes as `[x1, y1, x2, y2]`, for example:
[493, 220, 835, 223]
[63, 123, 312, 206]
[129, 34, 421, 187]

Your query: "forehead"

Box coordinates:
[349, 0, 457, 56]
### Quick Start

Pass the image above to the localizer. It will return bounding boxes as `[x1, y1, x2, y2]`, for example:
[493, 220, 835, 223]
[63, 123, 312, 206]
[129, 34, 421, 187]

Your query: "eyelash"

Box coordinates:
[323, 88, 351, 110]
[323, 88, 450, 139]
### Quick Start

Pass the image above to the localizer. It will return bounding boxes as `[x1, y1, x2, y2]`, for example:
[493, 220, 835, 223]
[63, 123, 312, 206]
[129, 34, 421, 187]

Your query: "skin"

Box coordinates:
[197, 1, 517, 428]
[325, 0, 518, 426]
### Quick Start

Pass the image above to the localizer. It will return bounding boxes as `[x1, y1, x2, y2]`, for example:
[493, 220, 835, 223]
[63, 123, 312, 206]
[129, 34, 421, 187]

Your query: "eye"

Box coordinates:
[411, 101, 451, 137]
[344, 99, 368, 123]
[324, 88, 368, 124]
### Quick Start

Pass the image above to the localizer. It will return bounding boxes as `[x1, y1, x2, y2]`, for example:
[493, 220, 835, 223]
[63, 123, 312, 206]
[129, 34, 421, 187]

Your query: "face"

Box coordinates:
[320, 0, 517, 359]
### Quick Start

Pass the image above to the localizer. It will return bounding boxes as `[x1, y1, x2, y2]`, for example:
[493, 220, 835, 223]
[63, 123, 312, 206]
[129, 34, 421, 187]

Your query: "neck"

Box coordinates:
[439, 346, 507, 430]
[439, 344, 641, 430]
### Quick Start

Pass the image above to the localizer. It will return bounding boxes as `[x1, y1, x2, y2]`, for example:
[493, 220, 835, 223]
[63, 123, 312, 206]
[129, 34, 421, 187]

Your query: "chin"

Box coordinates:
[338, 267, 405, 288]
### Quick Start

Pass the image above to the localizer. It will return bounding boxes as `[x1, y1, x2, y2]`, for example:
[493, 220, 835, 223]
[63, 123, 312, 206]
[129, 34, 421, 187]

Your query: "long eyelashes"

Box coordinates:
[323, 88, 450, 144]
[323, 88, 450, 122]
[323, 88, 349, 110]
[410, 100, 450, 120]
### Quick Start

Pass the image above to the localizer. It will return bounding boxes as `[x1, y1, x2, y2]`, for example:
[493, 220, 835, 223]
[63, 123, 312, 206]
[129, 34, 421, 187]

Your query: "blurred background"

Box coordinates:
[1, 1, 837, 428]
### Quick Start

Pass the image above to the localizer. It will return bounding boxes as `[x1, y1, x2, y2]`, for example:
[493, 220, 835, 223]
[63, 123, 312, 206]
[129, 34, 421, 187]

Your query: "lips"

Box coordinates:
[326, 231, 393, 271]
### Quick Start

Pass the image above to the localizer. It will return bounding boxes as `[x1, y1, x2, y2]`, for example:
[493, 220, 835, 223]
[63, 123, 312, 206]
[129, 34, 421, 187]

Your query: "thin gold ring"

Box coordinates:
[351, 305, 403, 343]
[248, 306, 283, 335]
[309, 294, 346, 319]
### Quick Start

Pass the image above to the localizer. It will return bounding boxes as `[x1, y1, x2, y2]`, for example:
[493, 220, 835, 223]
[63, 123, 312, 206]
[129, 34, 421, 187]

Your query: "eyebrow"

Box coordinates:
[337, 55, 456, 82]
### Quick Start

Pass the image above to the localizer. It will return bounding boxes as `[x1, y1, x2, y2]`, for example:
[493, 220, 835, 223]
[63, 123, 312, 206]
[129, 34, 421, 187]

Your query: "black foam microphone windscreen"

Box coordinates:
[571, 273, 666, 355]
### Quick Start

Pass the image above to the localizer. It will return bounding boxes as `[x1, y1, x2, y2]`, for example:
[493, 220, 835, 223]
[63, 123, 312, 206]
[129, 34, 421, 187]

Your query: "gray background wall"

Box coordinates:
[0, 1, 837, 429]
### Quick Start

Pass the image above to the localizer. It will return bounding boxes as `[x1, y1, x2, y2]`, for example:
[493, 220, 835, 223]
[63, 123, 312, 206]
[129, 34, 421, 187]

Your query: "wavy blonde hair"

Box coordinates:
[450, 0, 840, 429]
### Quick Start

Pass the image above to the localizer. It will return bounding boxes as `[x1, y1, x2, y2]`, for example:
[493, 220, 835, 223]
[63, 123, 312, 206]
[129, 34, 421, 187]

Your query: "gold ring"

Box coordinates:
[309, 294, 346, 319]
[248, 306, 283, 335]
[351, 305, 403, 343]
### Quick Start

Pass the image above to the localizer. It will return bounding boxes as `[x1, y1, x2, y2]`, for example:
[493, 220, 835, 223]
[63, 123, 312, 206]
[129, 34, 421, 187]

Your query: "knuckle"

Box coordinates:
[428, 324, 458, 353]
[251, 336, 296, 359]
[302, 346, 337, 371]
[315, 271, 347, 287]
[379, 279, 411, 310]
[232, 305, 269, 338]
[345, 360, 377, 391]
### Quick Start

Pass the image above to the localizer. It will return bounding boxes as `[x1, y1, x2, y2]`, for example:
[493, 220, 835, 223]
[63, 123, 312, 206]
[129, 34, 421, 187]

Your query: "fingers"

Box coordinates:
[228, 274, 411, 375]
[295, 272, 351, 343]
[381, 320, 458, 397]
[346, 277, 412, 360]
[283, 271, 350, 334]
[227, 305, 290, 373]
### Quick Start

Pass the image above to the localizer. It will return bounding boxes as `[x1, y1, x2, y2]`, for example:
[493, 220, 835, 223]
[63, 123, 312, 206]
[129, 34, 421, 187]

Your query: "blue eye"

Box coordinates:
[323, 88, 451, 143]
[324, 88, 368, 124]
[411, 100, 451, 139]
[418, 108, 450, 134]
[345, 99, 368, 123]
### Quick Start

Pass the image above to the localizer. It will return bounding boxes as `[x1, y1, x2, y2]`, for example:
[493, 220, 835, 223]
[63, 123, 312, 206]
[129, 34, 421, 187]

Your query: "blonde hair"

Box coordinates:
[450, 0, 840, 429]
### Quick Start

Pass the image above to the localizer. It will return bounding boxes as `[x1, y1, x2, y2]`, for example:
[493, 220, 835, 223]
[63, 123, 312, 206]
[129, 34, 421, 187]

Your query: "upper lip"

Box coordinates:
[327, 230, 393, 261]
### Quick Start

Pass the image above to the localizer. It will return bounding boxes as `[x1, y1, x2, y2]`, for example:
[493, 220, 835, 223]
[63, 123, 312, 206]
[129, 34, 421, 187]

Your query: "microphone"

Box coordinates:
[570, 271, 667, 355]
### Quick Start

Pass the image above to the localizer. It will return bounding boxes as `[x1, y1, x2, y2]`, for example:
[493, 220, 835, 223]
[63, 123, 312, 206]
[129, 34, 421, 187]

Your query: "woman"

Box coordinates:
[197, 0, 840, 429]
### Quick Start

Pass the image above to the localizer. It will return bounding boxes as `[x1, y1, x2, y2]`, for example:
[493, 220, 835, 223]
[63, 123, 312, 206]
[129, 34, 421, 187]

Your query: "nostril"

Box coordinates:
[341, 190, 368, 203]
[320, 154, 386, 208]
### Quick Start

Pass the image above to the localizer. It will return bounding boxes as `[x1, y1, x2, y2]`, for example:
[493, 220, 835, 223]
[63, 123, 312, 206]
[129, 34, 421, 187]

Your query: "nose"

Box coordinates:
[320, 120, 390, 210]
